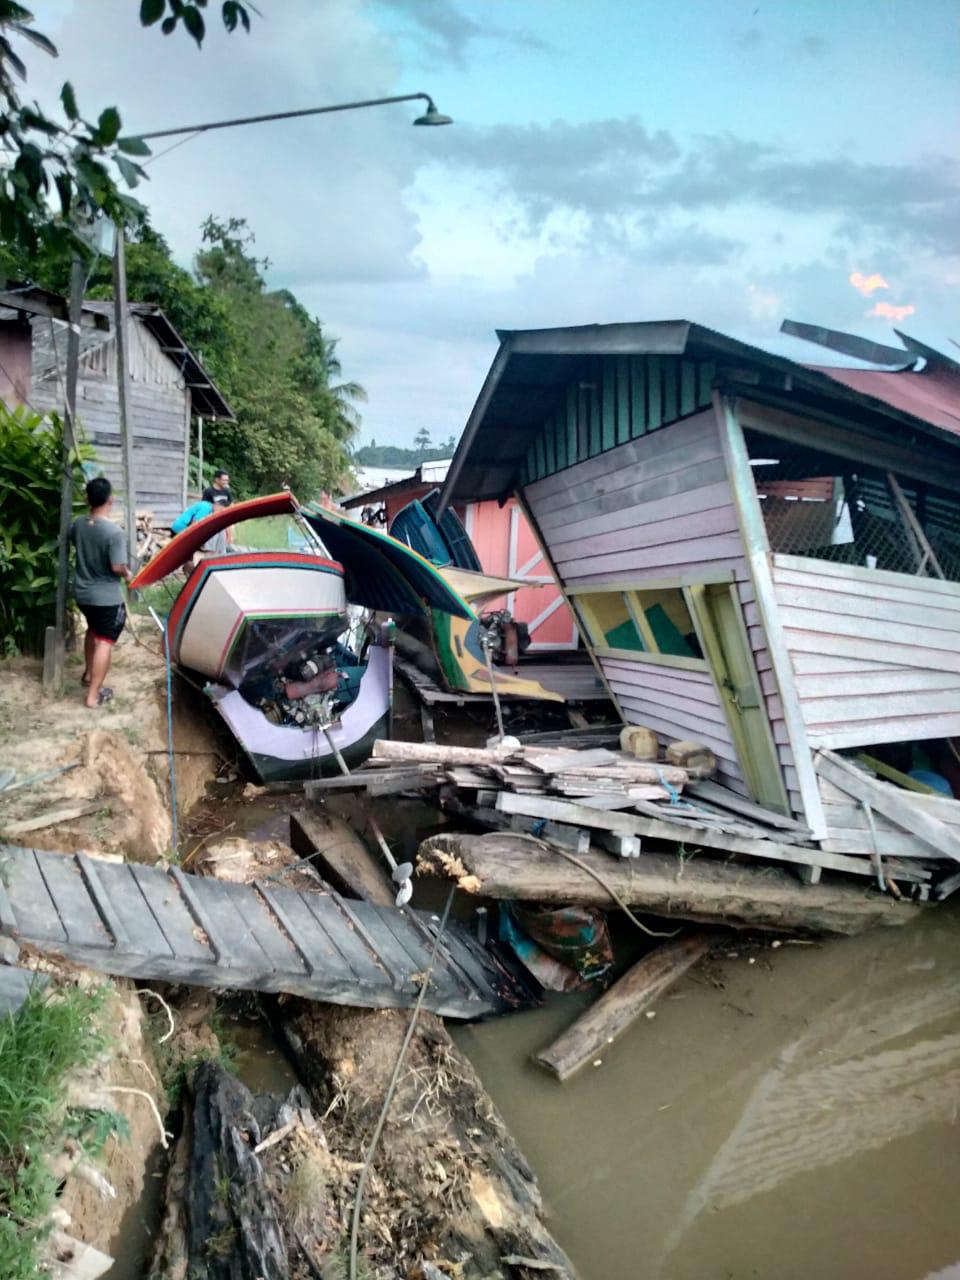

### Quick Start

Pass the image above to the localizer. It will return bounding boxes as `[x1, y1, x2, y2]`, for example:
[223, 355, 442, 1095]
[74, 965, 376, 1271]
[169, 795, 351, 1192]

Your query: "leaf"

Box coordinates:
[54, 171, 72, 217]
[161, 15, 177, 33]
[94, 106, 121, 147]
[114, 155, 141, 188]
[9, 23, 58, 57]
[139, 0, 166, 24]
[60, 80, 79, 121]
[116, 135, 151, 157]
[182, 5, 205, 45]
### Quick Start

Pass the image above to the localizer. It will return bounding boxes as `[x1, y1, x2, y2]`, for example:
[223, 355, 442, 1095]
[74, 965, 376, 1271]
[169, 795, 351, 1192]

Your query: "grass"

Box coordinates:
[237, 514, 305, 551]
[0, 985, 106, 1280]
[126, 582, 178, 620]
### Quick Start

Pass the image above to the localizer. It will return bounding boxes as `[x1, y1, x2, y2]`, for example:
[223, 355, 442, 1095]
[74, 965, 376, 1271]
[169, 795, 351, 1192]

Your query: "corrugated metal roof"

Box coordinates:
[808, 366, 960, 438]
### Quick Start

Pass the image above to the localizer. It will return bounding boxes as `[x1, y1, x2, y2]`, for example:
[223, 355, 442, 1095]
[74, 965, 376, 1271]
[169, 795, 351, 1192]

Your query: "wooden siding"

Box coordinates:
[772, 553, 960, 749]
[525, 411, 752, 794]
[31, 320, 189, 524]
[521, 354, 716, 485]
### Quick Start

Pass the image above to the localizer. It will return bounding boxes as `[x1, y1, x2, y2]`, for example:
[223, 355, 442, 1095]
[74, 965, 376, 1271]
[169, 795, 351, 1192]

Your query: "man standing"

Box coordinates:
[201, 468, 233, 552]
[70, 476, 129, 708]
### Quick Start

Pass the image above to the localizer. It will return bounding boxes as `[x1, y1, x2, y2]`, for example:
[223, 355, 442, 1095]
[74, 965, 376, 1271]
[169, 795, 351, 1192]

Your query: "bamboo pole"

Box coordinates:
[112, 230, 137, 569]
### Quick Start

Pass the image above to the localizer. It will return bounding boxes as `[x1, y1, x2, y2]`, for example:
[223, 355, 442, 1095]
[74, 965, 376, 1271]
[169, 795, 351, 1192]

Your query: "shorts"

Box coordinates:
[78, 602, 126, 645]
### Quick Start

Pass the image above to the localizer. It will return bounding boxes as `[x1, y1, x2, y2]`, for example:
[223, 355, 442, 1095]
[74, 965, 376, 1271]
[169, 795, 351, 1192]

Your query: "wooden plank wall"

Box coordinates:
[525, 409, 765, 797]
[772, 553, 960, 751]
[31, 321, 189, 524]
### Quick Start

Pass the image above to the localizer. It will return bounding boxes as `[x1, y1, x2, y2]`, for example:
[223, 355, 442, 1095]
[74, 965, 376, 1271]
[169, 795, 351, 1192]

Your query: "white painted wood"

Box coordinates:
[548, 479, 735, 547]
[815, 750, 960, 865]
[783, 629, 960, 677]
[772, 553, 960, 600]
[808, 715, 960, 751]
[772, 562, 960, 611]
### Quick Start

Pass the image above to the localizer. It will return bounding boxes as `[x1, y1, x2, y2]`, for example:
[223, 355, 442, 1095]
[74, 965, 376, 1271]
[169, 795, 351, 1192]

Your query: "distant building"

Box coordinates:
[0, 286, 232, 524]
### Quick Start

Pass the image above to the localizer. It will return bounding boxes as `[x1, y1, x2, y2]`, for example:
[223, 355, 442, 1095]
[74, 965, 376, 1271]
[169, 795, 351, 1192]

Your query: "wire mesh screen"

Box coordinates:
[744, 430, 960, 583]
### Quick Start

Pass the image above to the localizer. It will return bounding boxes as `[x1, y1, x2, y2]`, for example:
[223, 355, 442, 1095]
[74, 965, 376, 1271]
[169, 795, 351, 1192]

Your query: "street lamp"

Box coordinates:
[137, 91, 453, 141]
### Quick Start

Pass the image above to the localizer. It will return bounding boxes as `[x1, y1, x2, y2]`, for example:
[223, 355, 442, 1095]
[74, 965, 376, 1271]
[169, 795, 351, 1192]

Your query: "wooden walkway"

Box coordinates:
[0, 846, 523, 1019]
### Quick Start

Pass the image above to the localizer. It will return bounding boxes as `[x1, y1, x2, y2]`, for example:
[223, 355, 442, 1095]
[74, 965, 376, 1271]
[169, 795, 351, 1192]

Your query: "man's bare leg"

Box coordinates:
[82, 627, 96, 684]
[84, 639, 113, 708]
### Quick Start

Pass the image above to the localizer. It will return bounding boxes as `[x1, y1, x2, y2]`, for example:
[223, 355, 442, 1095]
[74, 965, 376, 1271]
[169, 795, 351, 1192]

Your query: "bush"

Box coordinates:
[0, 404, 92, 656]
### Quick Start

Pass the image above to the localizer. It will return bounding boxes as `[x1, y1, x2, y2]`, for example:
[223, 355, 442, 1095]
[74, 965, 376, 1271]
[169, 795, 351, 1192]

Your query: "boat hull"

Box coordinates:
[207, 641, 393, 784]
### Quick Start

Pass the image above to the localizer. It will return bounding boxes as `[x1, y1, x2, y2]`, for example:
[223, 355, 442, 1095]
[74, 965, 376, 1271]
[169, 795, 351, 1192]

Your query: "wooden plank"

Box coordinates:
[552, 504, 739, 566]
[819, 830, 937, 860]
[0, 967, 48, 1017]
[494, 790, 872, 876]
[75, 853, 131, 950]
[547, 479, 734, 549]
[807, 714, 960, 752]
[794, 666, 960, 699]
[507, 814, 591, 853]
[800, 686, 960, 726]
[687, 781, 813, 835]
[777, 603, 960, 654]
[169, 866, 229, 964]
[289, 809, 394, 908]
[88, 860, 174, 960]
[771, 552, 960, 599]
[559, 533, 746, 584]
[254, 883, 351, 983]
[129, 864, 215, 964]
[535, 932, 713, 1080]
[368, 906, 467, 1004]
[815, 750, 960, 866]
[191, 875, 291, 978]
[1, 801, 102, 838]
[34, 851, 112, 949]
[0, 846, 67, 941]
[773, 576, 960, 624]
[298, 892, 393, 990]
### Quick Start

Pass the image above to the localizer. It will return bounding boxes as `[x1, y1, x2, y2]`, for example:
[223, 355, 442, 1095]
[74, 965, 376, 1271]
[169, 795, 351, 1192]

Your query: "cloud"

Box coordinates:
[849, 271, 888, 296]
[377, 0, 551, 65]
[868, 300, 916, 322]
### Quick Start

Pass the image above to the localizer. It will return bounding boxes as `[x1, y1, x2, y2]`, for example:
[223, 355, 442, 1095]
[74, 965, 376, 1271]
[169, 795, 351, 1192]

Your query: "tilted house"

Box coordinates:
[439, 320, 960, 875]
[0, 287, 232, 524]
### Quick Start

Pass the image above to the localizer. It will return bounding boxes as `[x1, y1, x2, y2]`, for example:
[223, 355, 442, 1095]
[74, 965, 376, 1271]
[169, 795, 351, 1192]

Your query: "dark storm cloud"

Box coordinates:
[431, 119, 960, 255]
[378, 0, 551, 66]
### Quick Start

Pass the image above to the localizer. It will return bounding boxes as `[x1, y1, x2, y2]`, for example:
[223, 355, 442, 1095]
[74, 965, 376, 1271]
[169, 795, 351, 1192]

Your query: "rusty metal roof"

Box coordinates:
[809, 365, 960, 438]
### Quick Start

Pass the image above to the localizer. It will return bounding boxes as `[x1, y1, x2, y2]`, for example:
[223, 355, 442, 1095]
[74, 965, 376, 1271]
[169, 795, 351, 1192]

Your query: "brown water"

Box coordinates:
[452, 905, 960, 1280]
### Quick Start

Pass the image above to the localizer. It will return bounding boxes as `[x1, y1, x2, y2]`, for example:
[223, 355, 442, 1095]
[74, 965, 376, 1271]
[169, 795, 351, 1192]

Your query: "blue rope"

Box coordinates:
[531, 818, 546, 836]
[657, 767, 681, 806]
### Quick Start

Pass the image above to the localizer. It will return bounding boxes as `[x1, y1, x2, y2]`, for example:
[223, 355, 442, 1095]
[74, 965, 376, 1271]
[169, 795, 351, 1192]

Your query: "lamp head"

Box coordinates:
[413, 99, 453, 127]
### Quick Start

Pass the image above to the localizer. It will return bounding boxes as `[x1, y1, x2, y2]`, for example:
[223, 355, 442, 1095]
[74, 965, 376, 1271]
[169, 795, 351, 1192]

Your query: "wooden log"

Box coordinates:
[619, 724, 659, 760]
[535, 932, 714, 1080]
[289, 808, 395, 907]
[417, 832, 918, 935]
[372, 739, 521, 767]
[1, 801, 103, 837]
[665, 740, 718, 779]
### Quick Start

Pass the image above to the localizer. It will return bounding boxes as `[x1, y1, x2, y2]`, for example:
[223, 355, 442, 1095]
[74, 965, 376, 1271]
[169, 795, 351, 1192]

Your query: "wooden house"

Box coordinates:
[0, 287, 232, 524]
[438, 320, 960, 880]
[343, 459, 578, 652]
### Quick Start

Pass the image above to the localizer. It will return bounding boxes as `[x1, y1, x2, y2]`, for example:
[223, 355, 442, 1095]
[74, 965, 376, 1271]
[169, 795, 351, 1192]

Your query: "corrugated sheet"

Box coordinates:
[809, 366, 960, 438]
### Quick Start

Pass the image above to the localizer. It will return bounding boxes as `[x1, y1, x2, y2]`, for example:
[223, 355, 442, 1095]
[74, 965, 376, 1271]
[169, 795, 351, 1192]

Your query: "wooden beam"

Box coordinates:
[534, 932, 714, 1081]
[815, 750, 960, 866]
[714, 393, 828, 839]
[289, 808, 394, 907]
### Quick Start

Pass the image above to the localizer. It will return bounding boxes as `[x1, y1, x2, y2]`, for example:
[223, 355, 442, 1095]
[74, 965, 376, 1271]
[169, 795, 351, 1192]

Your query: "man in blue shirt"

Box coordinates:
[70, 476, 130, 708]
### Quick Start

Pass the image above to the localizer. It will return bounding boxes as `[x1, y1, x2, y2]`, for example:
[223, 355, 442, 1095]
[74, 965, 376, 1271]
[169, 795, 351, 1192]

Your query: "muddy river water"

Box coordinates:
[454, 902, 960, 1280]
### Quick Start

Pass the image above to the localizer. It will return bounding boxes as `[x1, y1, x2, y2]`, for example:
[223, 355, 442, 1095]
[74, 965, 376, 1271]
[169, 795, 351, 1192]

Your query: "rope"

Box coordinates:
[507, 833, 681, 939]
[348, 885, 456, 1280]
[148, 606, 178, 857]
[656, 767, 681, 806]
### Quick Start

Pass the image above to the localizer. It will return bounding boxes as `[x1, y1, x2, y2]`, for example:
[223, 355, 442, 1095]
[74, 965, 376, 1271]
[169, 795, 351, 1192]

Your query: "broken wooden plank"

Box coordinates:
[0, 801, 103, 837]
[289, 809, 395, 908]
[493, 791, 877, 878]
[535, 932, 714, 1081]
[417, 832, 916, 935]
[525, 748, 620, 774]
[687, 780, 813, 837]
[816, 750, 960, 866]
[506, 814, 590, 854]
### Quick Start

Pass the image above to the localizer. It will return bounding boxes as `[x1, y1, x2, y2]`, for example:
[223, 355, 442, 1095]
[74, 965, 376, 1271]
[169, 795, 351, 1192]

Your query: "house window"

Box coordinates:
[575, 592, 646, 652]
[629, 586, 704, 660]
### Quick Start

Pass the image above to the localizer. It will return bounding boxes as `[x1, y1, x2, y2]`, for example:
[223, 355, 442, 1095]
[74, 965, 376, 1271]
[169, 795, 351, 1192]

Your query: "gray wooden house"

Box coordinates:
[439, 321, 960, 883]
[0, 287, 232, 524]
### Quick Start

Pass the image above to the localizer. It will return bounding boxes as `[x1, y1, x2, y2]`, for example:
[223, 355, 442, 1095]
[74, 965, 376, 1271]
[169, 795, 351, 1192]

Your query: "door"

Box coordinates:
[687, 582, 789, 814]
[505, 503, 579, 651]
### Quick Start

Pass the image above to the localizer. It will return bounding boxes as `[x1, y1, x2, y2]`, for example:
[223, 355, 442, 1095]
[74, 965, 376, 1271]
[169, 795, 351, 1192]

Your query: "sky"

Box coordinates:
[24, 0, 960, 447]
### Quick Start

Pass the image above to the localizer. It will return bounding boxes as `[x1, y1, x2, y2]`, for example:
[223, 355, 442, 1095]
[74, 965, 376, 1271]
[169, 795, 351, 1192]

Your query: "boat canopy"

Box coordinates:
[303, 506, 473, 620]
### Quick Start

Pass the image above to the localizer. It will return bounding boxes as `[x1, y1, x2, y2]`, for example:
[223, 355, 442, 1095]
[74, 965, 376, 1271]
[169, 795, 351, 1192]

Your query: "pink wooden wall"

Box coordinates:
[464, 499, 578, 651]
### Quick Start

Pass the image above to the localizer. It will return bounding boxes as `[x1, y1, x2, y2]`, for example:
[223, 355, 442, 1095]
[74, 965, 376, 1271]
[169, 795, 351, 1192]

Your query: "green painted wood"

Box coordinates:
[616, 356, 631, 445]
[698, 359, 715, 406]
[663, 357, 679, 423]
[602, 359, 616, 451]
[631, 356, 647, 438]
[588, 381, 601, 457]
[556, 409, 567, 471]
[648, 355, 663, 429]
[566, 384, 577, 467]
[545, 415, 556, 474]
[681, 359, 697, 417]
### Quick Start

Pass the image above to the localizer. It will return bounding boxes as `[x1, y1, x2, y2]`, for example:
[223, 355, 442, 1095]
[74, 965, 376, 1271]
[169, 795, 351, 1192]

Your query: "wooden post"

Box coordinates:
[535, 932, 714, 1081]
[196, 414, 204, 492]
[46, 255, 87, 694]
[112, 230, 137, 568]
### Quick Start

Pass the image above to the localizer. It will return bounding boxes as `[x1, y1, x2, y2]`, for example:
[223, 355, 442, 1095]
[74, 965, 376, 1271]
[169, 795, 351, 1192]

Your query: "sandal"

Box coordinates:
[96, 687, 114, 706]
[81, 674, 91, 687]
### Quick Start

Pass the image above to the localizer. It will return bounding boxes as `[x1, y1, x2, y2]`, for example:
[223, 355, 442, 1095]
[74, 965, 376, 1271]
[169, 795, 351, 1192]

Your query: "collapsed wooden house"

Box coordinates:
[435, 320, 960, 893]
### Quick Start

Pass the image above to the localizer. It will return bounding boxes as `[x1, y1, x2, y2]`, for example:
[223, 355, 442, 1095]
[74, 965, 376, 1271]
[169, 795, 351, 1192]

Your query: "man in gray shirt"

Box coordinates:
[70, 476, 130, 708]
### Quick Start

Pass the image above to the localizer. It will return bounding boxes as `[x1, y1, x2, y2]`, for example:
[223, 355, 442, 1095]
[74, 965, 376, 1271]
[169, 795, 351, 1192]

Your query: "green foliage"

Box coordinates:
[62, 1107, 130, 1159]
[353, 436, 459, 469]
[0, 984, 106, 1280]
[0, 403, 93, 655]
[0, 2, 252, 258]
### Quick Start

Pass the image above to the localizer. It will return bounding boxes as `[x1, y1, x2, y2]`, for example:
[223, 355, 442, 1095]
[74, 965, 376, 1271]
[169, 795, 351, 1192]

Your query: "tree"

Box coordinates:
[0, 1, 251, 258]
[414, 427, 431, 454]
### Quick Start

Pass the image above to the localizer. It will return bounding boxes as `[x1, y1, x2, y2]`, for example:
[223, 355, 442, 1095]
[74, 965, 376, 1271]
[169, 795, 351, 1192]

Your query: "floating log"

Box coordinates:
[535, 932, 715, 1081]
[417, 832, 917, 935]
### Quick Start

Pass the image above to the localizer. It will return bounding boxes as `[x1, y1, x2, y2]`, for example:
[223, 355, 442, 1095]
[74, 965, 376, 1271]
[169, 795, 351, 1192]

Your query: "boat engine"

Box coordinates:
[478, 608, 530, 669]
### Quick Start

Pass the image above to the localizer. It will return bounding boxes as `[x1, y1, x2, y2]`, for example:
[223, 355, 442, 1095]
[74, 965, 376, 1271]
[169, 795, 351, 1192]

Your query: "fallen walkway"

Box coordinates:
[0, 845, 522, 1018]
